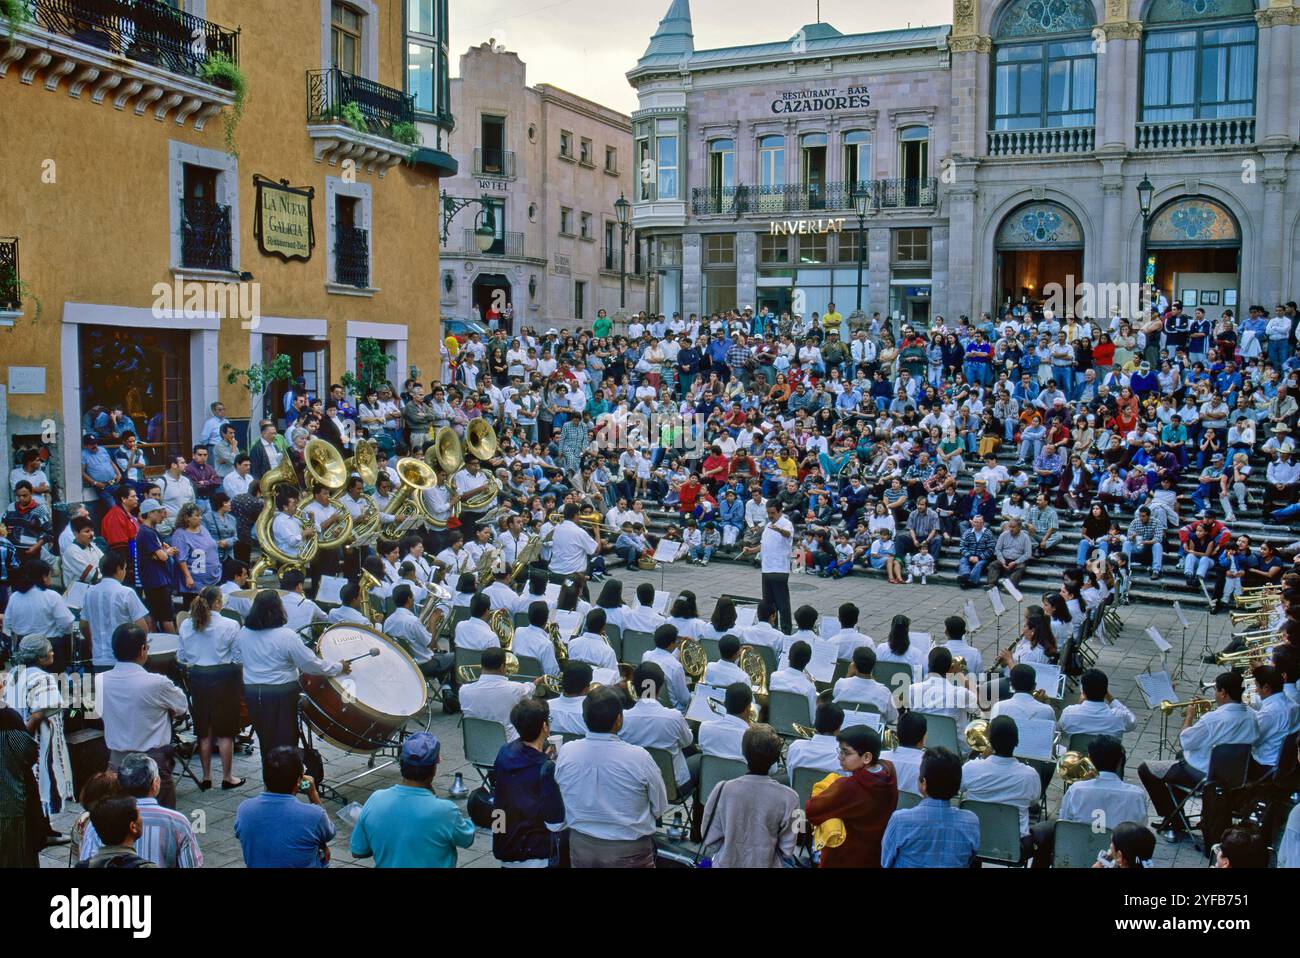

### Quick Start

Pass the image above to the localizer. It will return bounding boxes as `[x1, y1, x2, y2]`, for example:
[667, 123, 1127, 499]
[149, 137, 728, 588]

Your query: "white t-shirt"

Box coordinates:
[759, 516, 794, 574]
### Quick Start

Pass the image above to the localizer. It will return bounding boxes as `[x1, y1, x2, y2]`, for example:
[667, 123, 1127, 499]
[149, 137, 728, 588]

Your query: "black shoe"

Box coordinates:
[1151, 571, 1162, 582]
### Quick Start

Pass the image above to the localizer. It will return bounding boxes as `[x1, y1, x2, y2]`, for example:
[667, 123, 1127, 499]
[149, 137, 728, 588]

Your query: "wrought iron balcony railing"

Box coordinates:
[335, 226, 370, 288]
[22, 0, 240, 77]
[0, 237, 20, 311]
[306, 68, 416, 140]
[987, 126, 1096, 157]
[180, 200, 233, 272]
[473, 147, 515, 178]
[1135, 117, 1255, 150]
[875, 177, 939, 209]
[463, 228, 523, 257]
[691, 178, 937, 216]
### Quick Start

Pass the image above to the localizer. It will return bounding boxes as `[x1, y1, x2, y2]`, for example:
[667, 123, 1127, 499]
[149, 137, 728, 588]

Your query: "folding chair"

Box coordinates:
[513, 655, 544, 681]
[791, 765, 838, 806]
[918, 713, 959, 757]
[604, 624, 624, 662]
[747, 644, 778, 676]
[1196, 743, 1256, 856]
[1052, 821, 1112, 868]
[842, 701, 883, 715]
[1160, 743, 1252, 841]
[446, 605, 470, 640]
[872, 661, 914, 701]
[622, 629, 656, 665]
[512, 611, 530, 629]
[219, 608, 243, 626]
[896, 790, 923, 810]
[1255, 731, 1300, 846]
[700, 637, 722, 662]
[461, 717, 506, 783]
[960, 799, 1027, 866]
[768, 689, 814, 737]
[454, 647, 483, 670]
[646, 746, 693, 815]
[698, 755, 748, 806]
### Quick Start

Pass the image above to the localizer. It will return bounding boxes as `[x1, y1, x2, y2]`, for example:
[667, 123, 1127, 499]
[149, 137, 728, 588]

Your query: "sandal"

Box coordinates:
[221, 778, 247, 790]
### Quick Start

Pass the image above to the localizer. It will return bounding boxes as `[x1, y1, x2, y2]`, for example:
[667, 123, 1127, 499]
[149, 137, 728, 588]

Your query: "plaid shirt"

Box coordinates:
[725, 344, 754, 370]
[1127, 512, 1166, 544]
[959, 527, 996, 561]
[906, 509, 940, 540]
[881, 797, 981, 868]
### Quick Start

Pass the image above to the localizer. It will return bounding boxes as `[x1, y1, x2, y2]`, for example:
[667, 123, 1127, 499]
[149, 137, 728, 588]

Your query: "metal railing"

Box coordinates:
[306, 68, 416, 138]
[1135, 117, 1255, 150]
[463, 228, 523, 257]
[875, 177, 939, 209]
[24, 0, 239, 76]
[0, 237, 19, 310]
[691, 178, 936, 216]
[180, 200, 233, 272]
[473, 147, 515, 178]
[334, 225, 370, 288]
[988, 127, 1095, 156]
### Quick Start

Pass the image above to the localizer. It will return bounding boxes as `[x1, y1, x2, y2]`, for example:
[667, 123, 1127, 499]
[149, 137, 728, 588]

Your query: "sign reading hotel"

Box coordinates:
[771, 86, 870, 114]
[253, 175, 315, 261]
[768, 218, 846, 235]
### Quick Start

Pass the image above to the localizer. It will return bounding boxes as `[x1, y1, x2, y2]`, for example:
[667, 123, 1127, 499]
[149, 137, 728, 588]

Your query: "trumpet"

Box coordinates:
[1231, 609, 1276, 626]
[1158, 697, 1214, 716]
[547, 511, 608, 535]
[1216, 642, 1281, 667]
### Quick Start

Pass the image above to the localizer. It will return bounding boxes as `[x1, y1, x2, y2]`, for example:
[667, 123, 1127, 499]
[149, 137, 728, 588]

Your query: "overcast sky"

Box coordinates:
[448, 0, 954, 115]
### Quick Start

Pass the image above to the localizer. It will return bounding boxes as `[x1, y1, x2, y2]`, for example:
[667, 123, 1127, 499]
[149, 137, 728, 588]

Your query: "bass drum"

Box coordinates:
[299, 624, 428, 753]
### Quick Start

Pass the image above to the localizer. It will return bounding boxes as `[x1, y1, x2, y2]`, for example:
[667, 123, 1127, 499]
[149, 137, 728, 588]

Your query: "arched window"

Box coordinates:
[1141, 0, 1256, 122]
[992, 0, 1097, 131]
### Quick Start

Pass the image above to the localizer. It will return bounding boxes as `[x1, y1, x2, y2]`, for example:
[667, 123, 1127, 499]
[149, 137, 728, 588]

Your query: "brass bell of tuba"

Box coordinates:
[251, 456, 320, 583]
[1057, 750, 1098, 785]
[964, 718, 993, 758]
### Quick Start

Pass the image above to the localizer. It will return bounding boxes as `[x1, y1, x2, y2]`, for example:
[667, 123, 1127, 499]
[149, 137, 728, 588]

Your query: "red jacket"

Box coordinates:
[101, 505, 140, 549]
[805, 761, 898, 868]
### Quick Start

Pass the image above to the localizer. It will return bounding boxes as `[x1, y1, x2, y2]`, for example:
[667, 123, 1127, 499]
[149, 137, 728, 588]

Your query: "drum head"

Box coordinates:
[147, 633, 180, 658]
[314, 624, 427, 722]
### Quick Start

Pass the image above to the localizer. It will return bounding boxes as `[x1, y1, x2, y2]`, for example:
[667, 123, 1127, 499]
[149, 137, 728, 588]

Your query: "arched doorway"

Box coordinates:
[994, 201, 1084, 314]
[472, 273, 512, 331]
[1145, 197, 1241, 313]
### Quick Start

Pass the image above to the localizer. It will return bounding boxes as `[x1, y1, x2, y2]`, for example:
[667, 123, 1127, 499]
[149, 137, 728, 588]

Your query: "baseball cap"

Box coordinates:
[400, 732, 441, 770]
[138, 499, 168, 516]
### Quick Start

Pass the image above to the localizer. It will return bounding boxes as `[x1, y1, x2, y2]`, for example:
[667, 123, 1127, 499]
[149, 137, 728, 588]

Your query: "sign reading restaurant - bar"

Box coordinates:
[253, 175, 315, 261]
[771, 86, 870, 114]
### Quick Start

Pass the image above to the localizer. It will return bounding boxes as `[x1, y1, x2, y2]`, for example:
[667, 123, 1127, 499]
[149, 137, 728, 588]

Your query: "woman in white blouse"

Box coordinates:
[4, 561, 75, 666]
[178, 586, 244, 790]
[665, 590, 704, 641]
[1042, 592, 1074, 651]
[866, 501, 896, 538]
[875, 614, 927, 683]
[997, 607, 1056, 672]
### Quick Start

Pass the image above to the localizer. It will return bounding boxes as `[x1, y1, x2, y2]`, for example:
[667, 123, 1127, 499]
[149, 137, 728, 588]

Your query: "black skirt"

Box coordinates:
[187, 664, 242, 738]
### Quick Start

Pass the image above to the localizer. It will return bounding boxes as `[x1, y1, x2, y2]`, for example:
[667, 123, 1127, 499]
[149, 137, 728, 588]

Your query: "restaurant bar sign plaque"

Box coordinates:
[253, 175, 315, 261]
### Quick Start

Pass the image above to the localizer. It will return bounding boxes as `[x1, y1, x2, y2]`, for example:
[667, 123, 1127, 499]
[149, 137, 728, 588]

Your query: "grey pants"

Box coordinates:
[568, 831, 656, 868]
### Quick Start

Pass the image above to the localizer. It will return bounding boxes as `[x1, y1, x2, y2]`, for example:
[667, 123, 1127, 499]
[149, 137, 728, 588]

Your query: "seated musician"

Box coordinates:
[704, 634, 749, 689]
[618, 662, 696, 796]
[1029, 735, 1148, 868]
[642, 623, 690, 713]
[1249, 665, 1300, 778]
[326, 583, 369, 625]
[218, 559, 254, 619]
[769, 640, 818, 724]
[1137, 671, 1260, 835]
[699, 683, 753, 761]
[827, 602, 874, 662]
[384, 585, 453, 682]
[270, 487, 315, 559]
[566, 608, 619, 671]
[459, 648, 534, 743]
[548, 662, 593, 737]
[513, 601, 560, 677]
[878, 712, 928, 794]
[960, 716, 1041, 858]
[783, 605, 823, 668]
[483, 558, 519, 612]
[395, 562, 429, 608]
[400, 535, 434, 586]
[1057, 668, 1137, 738]
[623, 582, 666, 634]
[435, 532, 474, 576]
[784, 702, 844, 785]
[279, 570, 327, 632]
[517, 570, 551, 617]
[832, 646, 900, 723]
[741, 601, 787, 658]
[906, 647, 982, 736]
[934, 615, 983, 677]
[990, 664, 1055, 722]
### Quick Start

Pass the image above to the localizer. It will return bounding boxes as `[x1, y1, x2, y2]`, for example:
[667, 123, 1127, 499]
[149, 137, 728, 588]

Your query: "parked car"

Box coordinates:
[442, 318, 488, 346]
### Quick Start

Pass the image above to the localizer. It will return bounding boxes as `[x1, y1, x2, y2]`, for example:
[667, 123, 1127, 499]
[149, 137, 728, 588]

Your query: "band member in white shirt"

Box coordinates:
[435, 532, 475, 576]
[384, 584, 454, 681]
[769, 640, 817, 724]
[566, 608, 619, 671]
[618, 661, 697, 795]
[278, 570, 327, 632]
[878, 712, 929, 794]
[935, 615, 984, 678]
[832, 646, 900, 723]
[300, 484, 345, 587]
[82, 552, 150, 672]
[704, 634, 750, 689]
[906, 647, 981, 736]
[759, 502, 794, 634]
[453, 458, 496, 540]
[420, 482, 456, 554]
[784, 703, 843, 785]
[642, 623, 691, 713]
[454, 593, 501, 652]
[1057, 669, 1138, 738]
[218, 559, 254, 620]
[990, 664, 1056, 723]
[270, 487, 315, 559]
[497, 514, 531, 572]
[483, 559, 520, 612]
[549, 502, 603, 581]
[61, 516, 104, 589]
[826, 603, 874, 662]
[326, 582, 370, 625]
[961, 716, 1042, 853]
[547, 662, 592, 737]
[4, 561, 75, 653]
[1138, 671, 1260, 834]
[699, 684, 753, 761]
[1028, 735, 1148, 867]
[512, 602, 560, 677]
[741, 600, 786, 659]
[554, 687, 668, 868]
[399, 536, 435, 586]
[459, 647, 535, 743]
[1248, 665, 1300, 776]
[623, 582, 666, 634]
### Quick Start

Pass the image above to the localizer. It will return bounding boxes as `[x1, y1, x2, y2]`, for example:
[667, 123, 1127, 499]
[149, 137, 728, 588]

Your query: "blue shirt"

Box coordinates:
[350, 784, 475, 868]
[881, 798, 980, 868]
[81, 447, 119, 484]
[234, 793, 336, 868]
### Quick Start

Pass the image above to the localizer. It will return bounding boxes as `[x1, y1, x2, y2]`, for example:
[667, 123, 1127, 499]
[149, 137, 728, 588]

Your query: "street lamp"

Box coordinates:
[440, 190, 498, 252]
[851, 182, 871, 312]
[1137, 173, 1154, 306]
[473, 205, 496, 253]
[614, 191, 630, 309]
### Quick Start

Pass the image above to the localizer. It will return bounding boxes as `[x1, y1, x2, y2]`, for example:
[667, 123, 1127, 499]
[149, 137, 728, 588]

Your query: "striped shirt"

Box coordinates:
[80, 797, 203, 868]
[959, 527, 996, 561]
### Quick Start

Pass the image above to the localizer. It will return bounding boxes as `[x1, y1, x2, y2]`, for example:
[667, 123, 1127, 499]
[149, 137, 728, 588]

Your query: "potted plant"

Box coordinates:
[389, 121, 421, 146]
[224, 355, 295, 428]
[199, 51, 248, 156]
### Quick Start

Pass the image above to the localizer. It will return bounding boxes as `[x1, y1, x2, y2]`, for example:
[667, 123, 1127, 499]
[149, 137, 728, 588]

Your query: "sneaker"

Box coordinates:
[905, 574, 914, 584]
[920, 575, 928, 585]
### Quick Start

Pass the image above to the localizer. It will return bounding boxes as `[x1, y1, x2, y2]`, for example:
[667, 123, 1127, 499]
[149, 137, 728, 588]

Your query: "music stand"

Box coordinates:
[986, 587, 1008, 664]
[1170, 601, 1193, 681]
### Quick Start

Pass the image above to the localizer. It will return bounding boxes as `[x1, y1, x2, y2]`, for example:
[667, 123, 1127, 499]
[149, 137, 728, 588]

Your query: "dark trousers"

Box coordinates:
[244, 681, 301, 768]
[308, 550, 340, 598]
[568, 831, 656, 868]
[987, 560, 1028, 587]
[761, 572, 792, 634]
[1138, 759, 1204, 824]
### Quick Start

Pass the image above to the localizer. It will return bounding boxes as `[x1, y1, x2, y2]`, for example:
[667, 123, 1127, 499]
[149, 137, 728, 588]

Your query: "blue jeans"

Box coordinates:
[690, 545, 714, 563]
[1122, 539, 1163, 573]
[1268, 338, 1291, 370]
[1018, 438, 1042, 463]
[1051, 366, 1074, 396]
[957, 557, 987, 585]
[1076, 539, 1109, 566]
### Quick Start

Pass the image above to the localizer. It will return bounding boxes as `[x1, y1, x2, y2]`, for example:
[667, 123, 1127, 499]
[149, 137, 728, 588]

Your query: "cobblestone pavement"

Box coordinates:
[42, 563, 1237, 869]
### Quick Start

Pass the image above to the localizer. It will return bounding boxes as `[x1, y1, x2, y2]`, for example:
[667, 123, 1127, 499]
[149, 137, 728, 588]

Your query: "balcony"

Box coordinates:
[463, 228, 523, 257]
[1135, 117, 1255, 150]
[0, 237, 21, 312]
[180, 200, 233, 272]
[0, 0, 240, 130]
[473, 147, 515, 178]
[334, 225, 370, 289]
[691, 178, 938, 217]
[306, 68, 418, 175]
[987, 127, 1095, 157]
[876, 178, 939, 209]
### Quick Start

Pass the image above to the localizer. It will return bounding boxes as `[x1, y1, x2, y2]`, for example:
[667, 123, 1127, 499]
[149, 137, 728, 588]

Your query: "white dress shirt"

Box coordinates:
[82, 578, 149, 667]
[235, 626, 342, 686]
[828, 628, 874, 661]
[512, 624, 560, 676]
[936, 638, 983, 677]
[554, 732, 668, 841]
[742, 622, 786, 655]
[643, 647, 690, 712]
[759, 516, 794, 574]
[567, 632, 618, 671]
[3, 587, 74, 639]
[665, 615, 703, 640]
[832, 676, 899, 723]
[327, 604, 369, 625]
[281, 593, 326, 632]
[769, 667, 817, 723]
[222, 470, 254, 499]
[218, 581, 253, 618]
[1057, 698, 1138, 737]
[879, 746, 925, 794]
[484, 581, 520, 612]
[459, 673, 533, 743]
[623, 604, 666, 634]
[1179, 702, 1259, 775]
[618, 698, 694, 787]
[548, 695, 588, 736]
[907, 675, 981, 734]
[270, 511, 305, 557]
[875, 641, 927, 683]
[549, 521, 597, 576]
[786, 733, 841, 784]
[455, 616, 501, 652]
[1057, 770, 1148, 827]
[99, 662, 189, 752]
[991, 691, 1056, 723]
[1252, 692, 1300, 767]
[383, 607, 435, 664]
[177, 617, 240, 667]
[961, 754, 1042, 835]
[699, 713, 750, 761]
[436, 546, 474, 575]
[704, 659, 750, 689]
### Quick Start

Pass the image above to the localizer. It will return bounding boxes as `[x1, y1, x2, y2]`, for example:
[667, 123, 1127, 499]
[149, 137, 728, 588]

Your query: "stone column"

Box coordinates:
[682, 232, 702, 317]
[1259, 174, 1287, 307]
[948, 0, 988, 160]
[736, 230, 758, 312]
[946, 183, 978, 320]
[1099, 167, 1125, 290]
[868, 226, 892, 322]
[1258, 3, 1297, 144]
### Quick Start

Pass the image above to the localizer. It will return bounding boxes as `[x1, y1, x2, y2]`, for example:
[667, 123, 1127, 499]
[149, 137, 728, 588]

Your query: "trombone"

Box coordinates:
[1158, 697, 1214, 716]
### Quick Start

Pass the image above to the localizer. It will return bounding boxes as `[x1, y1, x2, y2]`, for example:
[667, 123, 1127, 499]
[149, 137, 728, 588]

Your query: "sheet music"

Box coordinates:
[909, 631, 932, 652]
[653, 539, 681, 563]
[1145, 626, 1171, 653]
[841, 710, 882, 732]
[315, 575, 347, 606]
[1172, 601, 1191, 630]
[1136, 670, 1178, 710]
[544, 583, 561, 606]
[987, 588, 1006, 617]
[1028, 662, 1064, 699]
[63, 581, 89, 611]
[733, 606, 757, 631]
[807, 640, 838, 683]
[964, 600, 981, 632]
[1013, 718, 1056, 761]
[653, 589, 671, 614]
[820, 618, 839, 640]
[685, 684, 726, 723]
[554, 610, 581, 638]
[1002, 580, 1024, 603]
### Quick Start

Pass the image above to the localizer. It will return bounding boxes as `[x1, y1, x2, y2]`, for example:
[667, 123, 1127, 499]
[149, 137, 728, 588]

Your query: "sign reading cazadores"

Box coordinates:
[771, 86, 871, 114]
[253, 175, 315, 261]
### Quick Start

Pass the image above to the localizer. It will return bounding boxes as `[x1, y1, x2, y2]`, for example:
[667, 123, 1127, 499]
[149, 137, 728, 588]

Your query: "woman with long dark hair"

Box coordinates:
[702, 596, 738, 641]
[4, 560, 75, 670]
[667, 590, 703, 640]
[874, 613, 927, 680]
[997, 606, 1057, 671]
[178, 586, 243, 790]
[1042, 592, 1073, 650]
[594, 578, 629, 632]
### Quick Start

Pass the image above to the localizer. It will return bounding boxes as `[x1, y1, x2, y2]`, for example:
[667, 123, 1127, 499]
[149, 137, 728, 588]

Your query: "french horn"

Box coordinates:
[1057, 750, 1097, 786]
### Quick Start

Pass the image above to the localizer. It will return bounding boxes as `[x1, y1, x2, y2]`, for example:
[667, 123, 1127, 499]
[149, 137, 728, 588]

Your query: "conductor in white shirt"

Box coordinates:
[1057, 669, 1138, 739]
[759, 502, 794, 633]
[554, 687, 668, 868]
[459, 648, 535, 743]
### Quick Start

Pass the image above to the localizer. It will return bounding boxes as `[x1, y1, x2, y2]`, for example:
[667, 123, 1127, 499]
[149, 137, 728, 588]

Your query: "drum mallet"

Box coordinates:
[342, 648, 383, 665]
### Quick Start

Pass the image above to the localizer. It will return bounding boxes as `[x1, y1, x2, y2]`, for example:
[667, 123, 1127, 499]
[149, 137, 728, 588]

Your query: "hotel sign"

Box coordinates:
[253, 175, 315, 261]
[768, 218, 846, 235]
[771, 86, 871, 115]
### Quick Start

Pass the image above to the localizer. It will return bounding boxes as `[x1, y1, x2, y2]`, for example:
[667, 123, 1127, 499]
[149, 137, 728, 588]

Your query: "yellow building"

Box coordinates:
[0, 0, 455, 506]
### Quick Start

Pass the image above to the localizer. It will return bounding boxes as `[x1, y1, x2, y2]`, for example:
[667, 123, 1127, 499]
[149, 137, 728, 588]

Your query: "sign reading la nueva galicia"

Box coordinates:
[771, 86, 871, 114]
[253, 175, 315, 261]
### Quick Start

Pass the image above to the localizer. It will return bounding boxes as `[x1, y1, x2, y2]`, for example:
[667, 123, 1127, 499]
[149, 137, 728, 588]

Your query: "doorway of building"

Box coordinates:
[1145, 197, 1242, 310]
[994, 201, 1085, 314]
[263, 334, 330, 425]
[473, 273, 512, 331]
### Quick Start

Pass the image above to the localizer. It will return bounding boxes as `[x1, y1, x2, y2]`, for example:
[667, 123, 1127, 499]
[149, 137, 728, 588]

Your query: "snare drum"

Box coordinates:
[299, 624, 428, 753]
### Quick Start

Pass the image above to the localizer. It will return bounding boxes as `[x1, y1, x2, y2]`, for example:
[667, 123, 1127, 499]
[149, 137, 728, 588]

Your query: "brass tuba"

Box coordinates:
[465, 418, 498, 461]
[251, 456, 320, 583]
[1057, 750, 1098, 785]
[299, 439, 352, 551]
[964, 718, 993, 758]
[429, 425, 464, 475]
[382, 456, 438, 541]
[349, 438, 379, 487]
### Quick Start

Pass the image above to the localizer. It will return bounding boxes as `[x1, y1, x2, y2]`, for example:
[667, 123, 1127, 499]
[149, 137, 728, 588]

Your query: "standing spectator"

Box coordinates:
[135, 499, 178, 633]
[699, 724, 801, 868]
[184, 445, 222, 502]
[234, 746, 335, 868]
[170, 503, 220, 598]
[0, 690, 42, 867]
[491, 698, 566, 868]
[78, 752, 202, 867]
[81, 434, 123, 521]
